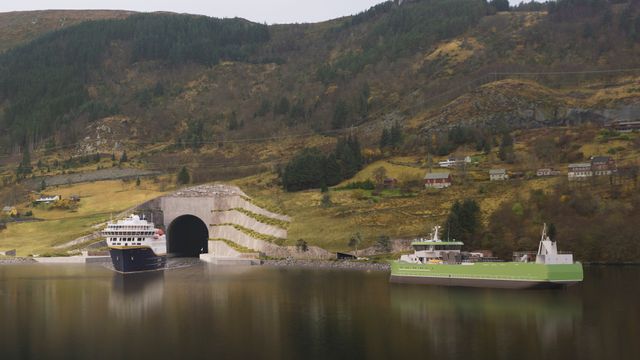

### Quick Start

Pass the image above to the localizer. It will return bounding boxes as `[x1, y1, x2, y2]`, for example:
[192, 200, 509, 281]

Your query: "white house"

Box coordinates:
[536, 168, 561, 177]
[489, 169, 508, 181]
[438, 156, 472, 168]
[35, 195, 61, 204]
[568, 163, 593, 181]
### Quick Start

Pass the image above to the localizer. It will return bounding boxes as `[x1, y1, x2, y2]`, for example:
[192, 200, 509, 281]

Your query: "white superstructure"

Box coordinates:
[103, 215, 166, 256]
[536, 224, 574, 265]
[400, 226, 463, 264]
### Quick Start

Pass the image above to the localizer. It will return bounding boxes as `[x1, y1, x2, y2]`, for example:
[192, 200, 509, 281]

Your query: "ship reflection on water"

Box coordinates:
[109, 272, 165, 319]
[390, 285, 583, 357]
[0, 265, 637, 360]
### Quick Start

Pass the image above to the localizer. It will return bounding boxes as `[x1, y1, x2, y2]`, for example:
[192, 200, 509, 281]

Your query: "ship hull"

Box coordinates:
[109, 247, 166, 274]
[390, 261, 583, 289]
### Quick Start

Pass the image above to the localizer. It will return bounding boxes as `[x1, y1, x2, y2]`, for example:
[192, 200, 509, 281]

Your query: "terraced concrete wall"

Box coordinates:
[210, 225, 290, 258]
[211, 210, 287, 238]
[129, 184, 336, 259]
[207, 241, 241, 258]
[210, 196, 291, 222]
[209, 226, 333, 259]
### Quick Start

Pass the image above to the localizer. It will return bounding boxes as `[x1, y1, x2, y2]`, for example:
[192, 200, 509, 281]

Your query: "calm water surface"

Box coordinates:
[0, 264, 637, 360]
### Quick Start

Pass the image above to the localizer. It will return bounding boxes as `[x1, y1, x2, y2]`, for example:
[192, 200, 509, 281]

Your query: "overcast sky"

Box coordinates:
[1, 0, 529, 24]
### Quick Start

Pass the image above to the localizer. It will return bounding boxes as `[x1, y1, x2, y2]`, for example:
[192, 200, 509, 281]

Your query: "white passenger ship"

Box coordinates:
[102, 215, 167, 273]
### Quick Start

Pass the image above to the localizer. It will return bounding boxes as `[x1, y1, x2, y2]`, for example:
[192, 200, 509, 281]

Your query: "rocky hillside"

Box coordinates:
[1, 0, 640, 177]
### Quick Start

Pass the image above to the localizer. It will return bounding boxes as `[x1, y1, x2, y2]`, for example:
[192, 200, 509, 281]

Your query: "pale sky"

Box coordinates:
[0, 0, 531, 24]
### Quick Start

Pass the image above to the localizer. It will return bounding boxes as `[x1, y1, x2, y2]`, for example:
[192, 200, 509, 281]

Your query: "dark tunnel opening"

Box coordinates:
[167, 215, 209, 257]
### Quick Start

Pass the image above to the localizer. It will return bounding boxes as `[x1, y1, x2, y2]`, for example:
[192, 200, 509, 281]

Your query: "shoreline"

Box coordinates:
[2, 257, 640, 269]
[262, 259, 391, 272]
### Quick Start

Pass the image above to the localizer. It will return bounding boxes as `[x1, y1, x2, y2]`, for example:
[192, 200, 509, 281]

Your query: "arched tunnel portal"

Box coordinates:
[167, 215, 209, 257]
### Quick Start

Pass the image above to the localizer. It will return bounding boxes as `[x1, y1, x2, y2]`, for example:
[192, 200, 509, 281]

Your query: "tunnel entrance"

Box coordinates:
[167, 215, 209, 257]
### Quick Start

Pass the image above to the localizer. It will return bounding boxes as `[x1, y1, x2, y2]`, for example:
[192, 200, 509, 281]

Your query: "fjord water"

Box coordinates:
[0, 265, 637, 360]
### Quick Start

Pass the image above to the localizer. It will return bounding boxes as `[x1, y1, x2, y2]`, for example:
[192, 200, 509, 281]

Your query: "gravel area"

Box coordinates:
[262, 259, 391, 272]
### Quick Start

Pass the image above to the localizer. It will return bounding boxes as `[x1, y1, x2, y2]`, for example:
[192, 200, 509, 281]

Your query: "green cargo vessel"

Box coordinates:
[390, 225, 583, 289]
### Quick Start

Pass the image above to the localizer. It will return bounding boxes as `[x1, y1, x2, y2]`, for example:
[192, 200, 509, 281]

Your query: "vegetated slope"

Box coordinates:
[2, 0, 640, 167]
[0, 10, 134, 53]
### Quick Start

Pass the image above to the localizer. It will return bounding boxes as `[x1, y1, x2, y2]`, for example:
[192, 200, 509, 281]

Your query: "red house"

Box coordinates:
[424, 172, 452, 189]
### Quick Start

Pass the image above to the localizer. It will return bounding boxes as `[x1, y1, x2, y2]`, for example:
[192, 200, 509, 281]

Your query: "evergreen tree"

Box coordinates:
[281, 148, 327, 191]
[348, 135, 364, 169]
[498, 132, 515, 163]
[331, 100, 349, 129]
[380, 128, 391, 150]
[136, 177, 141, 187]
[357, 83, 370, 119]
[177, 166, 190, 185]
[119, 151, 128, 163]
[335, 136, 363, 179]
[490, 0, 510, 12]
[16, 146, 32, 178]
[445, 199, 481, 249]
[274, 97, 290, 116]
[323, 154, 343, 187]
[390, 122, 403, 148]
[321, 193, 333, 208]
[228, 111, 240, 130]
[256, 99, 271, 117]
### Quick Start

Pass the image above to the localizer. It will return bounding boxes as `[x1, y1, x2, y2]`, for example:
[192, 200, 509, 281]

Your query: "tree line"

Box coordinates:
[281, 136, 364, 192]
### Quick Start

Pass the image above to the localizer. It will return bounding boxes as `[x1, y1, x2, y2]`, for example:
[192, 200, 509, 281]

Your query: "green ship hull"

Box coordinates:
[390, 261, 584, 289]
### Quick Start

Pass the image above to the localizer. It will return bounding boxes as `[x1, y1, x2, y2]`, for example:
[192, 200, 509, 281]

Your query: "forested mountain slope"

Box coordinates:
[1, 0, 640, 166]
[0, 10, 133, 53]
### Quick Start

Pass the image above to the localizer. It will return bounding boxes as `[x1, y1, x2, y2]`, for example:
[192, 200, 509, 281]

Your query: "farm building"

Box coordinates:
[424, 172, 452, 189]
[590, 156, 616, 176]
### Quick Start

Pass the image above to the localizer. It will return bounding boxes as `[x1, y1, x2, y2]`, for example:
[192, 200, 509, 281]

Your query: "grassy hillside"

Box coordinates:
[0, 179, 168, 256]
[234, 126, 640, 262]
[1, 1, 640, 262]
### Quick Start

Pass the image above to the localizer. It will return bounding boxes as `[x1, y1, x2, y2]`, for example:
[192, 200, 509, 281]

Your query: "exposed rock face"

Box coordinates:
[421, 84, 640, 134]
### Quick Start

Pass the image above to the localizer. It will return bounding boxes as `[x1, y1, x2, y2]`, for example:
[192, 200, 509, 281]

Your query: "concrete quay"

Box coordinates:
[33, 256, 111, 264]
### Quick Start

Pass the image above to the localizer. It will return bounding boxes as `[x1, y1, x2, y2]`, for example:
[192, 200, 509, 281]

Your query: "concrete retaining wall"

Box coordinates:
[207, 241, 241, 258]
[209, 225, 290, 258]
[210, 196, 291, 222]
[209, 226, 333, 260]
[211, 210, 287, 238]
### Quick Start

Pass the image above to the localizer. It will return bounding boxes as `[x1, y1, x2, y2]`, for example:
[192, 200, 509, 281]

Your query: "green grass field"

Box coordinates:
[0, 180, 166, 256]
